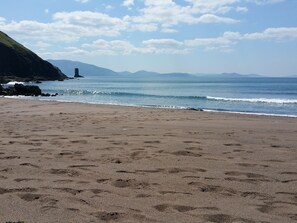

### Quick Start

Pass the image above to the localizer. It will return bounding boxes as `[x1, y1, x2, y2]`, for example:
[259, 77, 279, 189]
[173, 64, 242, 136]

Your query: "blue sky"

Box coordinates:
[0, 0, 297, 76]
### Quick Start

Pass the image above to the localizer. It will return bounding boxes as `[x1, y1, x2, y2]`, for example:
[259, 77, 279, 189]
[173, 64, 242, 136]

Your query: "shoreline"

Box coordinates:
[1, 98, 297, 223]
[3, 95, 297, 118]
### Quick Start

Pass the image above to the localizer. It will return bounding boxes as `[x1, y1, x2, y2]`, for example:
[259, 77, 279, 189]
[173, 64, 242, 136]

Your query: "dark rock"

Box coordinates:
[15, 84, 41, 96]
[0, 83, 57, 97]
[0, 31, 68, 82]
[186, 107, 204, 111]
[5, 84, 41, 96]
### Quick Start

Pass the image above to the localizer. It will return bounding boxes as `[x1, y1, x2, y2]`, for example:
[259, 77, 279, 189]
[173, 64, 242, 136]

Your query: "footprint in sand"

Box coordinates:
[236, 163, 258, 167]
[40, 197, 59, 212]
[224, 171, 275, 183]
[280, 172, 297, 175]
[20, 163, 40, 168]
[130, 151, 148, 160]
[0, 156, 20, 160]
[135, 169, 164, 174]
[172, 150, 202, 157]
[144, 140, 161, 144]
[202, 214, 256, 223]
[224, 143, 242, 146]
[28, 148, 43, 152]
[90, 189, 109, 195]
[240, 192, 274, 201]
[68, 164, 97, 169]
[70, 140, 87, 144]
[112, 179, 150, 189]
[53, 179, 74, 183]
[14, 178, 42, 182]
[49, 168, 80, 177]
[95, 212, 125, 221]
[53, 187, 83, 195]
[185, 147, 203, 151]
[153, 204, 197, 213]
[18, 193, 42, 202]
[188, 182, 237, 196]
[0, 187, 37, 194]
[159, 191, 192, 195]
[183, 141, 201, 144]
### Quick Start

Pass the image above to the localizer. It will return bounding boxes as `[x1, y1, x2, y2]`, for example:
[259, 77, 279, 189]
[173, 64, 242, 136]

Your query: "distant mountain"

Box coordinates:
[0, 31, 67, 83]
[219, 73, 261, 78]
[132, 70, 163, 78]
[48, 60, 119, 77]
[193, 72, 261, 78]
[122, 71, 259, 79]
[48, 59, 263, 80]
[119, 70, 196, 79]
[163, 72, 196, 78]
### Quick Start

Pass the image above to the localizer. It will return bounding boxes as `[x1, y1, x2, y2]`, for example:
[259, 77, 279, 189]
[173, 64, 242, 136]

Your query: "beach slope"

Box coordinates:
[0, 98, 296, 223]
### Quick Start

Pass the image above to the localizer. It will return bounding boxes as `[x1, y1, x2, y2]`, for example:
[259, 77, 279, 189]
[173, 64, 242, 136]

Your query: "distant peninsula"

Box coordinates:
[0, 31, 67, 83]
[49, 59, 263, 79]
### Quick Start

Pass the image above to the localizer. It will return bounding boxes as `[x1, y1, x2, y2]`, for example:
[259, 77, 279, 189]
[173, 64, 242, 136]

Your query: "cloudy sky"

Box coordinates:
[1, 0, 297, 76]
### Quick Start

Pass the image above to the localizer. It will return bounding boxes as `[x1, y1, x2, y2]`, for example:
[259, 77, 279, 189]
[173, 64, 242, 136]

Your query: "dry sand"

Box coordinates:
[0, 98, 297, 223]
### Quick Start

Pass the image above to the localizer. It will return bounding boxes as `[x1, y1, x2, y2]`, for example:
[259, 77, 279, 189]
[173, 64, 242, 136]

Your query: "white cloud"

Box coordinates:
[0, 17, 6, 25]
[247, 0, 285, 5]
[0, 0, 254, 42]
[185, 36, 233, 47]
[186, 0, 239, 14]
[81, 38, 190, 56]
[53, 11, 124, 28]
[185, 27, 297, 52]
[104, 5, 114, 10]
[0, 11, 128, 42]
[0, 0, 293, 55]
[160, 24, 178, 33]
[76, 0, 91, 3]
[130, 23, 158, 32]
[143, 39, 184, 47]
[196, 14, 239, 24]
[123, 0, 134, 8]
[205, 45, 234, 53]
[34, 41, 51, 48]
[236, 6, 248, 12]
[39, 48, 92, 59]
[82, 39, 140, 55]
[243, 27, 297, 40]
[129, 0, 240, 33]
[39, 26, 297, 58]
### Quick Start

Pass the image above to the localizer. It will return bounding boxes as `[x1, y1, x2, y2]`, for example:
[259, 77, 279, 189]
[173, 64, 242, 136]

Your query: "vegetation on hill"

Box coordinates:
[0, 31, 67, 83]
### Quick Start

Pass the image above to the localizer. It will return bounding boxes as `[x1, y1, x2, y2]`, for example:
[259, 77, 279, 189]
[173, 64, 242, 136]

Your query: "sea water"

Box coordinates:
[34, 76, 297, 117]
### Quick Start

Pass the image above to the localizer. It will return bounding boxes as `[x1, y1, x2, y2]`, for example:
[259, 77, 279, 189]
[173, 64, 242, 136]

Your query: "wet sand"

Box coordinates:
[0, 98, 297, 223]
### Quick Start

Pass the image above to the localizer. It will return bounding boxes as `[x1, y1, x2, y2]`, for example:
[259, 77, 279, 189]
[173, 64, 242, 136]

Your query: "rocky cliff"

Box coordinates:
[0, 31, 67, 83]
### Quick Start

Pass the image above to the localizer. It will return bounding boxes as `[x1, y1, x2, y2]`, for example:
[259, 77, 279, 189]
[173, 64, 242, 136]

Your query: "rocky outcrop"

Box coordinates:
[0, 31, 68, 83]
[0, 84, 57, 97]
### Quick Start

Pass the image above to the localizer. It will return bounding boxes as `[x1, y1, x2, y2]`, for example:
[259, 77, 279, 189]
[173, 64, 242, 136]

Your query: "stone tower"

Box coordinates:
[74, 68, 79, 77]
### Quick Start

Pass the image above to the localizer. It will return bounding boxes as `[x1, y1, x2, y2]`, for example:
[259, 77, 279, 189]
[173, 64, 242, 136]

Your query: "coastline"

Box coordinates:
[1, 98, 297, 223]
[3, 95, 297, 118]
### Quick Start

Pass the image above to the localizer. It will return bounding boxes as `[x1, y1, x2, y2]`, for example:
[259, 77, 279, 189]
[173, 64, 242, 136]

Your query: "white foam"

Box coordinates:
[207, 96, 297, 104]
[203, 109, 297, 118]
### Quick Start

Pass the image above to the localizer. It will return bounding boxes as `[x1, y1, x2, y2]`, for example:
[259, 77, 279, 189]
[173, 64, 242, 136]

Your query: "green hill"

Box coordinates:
[0, 31, 67, 83]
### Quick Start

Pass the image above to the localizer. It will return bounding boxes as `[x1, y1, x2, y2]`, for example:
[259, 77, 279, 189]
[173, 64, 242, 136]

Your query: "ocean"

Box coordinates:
[33, 76, 297, 117]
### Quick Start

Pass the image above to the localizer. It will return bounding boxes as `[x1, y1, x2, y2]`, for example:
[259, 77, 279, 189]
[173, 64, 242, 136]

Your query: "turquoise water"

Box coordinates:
[35, 76, 297, 117]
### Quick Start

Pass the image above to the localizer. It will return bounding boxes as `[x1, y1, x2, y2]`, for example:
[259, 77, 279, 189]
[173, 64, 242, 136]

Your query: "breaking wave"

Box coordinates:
[62, 89, 297, 104]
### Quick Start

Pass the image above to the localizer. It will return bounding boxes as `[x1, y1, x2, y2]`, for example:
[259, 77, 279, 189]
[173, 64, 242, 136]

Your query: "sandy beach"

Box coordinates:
[0, 98, 296, 223]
